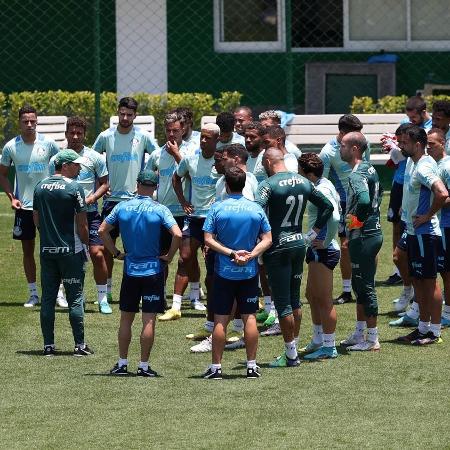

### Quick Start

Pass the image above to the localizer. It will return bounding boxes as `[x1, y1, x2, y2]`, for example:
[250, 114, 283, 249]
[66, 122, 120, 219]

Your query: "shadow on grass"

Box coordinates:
[187, 373, 245, 380]
[16, 350, 74, 356]
[84, 373, 163, 378]
[0, 302, 33, 307]
[378, 310, 404, 318]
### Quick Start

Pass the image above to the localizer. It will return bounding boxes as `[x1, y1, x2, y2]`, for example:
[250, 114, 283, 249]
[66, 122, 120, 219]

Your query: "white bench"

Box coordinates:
[109, 115, 156, 139]
[201, 114, 406, 165]
[36, 115, 67, 148]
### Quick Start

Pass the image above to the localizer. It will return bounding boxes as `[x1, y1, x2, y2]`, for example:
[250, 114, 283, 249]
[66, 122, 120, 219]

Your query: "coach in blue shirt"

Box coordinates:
[99, 170, 182, 377]
[202, 167, 272, 379]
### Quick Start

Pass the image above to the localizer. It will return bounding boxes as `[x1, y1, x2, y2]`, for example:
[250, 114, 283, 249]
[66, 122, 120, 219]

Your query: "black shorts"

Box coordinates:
[13, 209, 36, 240]
[119, 272, 165, 314]
[87, 211, 103, 246]
[387, 181, 403, 223]
[438, 228, 450, 273]
[396, 223, 407, 251]
[184, 216, 206, 244]
[305, 247, 341, 270]
[159, 216, 185, 255]
[101, 200, 120, 239]
[338, 201, 346, 238]
[406, 234, 440, 279]
[205, 248, 216, 276]
[212, 274, 259, 316]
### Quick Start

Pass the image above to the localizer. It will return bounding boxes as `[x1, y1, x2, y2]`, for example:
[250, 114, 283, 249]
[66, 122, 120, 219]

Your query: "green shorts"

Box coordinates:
[263, 246, 305, 318]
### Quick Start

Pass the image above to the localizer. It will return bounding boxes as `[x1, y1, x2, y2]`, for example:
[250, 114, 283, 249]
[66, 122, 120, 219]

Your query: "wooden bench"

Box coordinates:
[109, 115, 156, 140]
[201, 114, 406, 165]
[36, 115, 67, 148]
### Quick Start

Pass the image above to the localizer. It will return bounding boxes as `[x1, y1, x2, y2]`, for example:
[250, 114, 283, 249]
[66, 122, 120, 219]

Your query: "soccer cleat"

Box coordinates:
[263, 314, 276, 328]
[340, 332, 364, 346]
[203, 366, 222, 380]
[99, 300, 112, 314]
[190, 336, 212, 353]
[396, 328, 423, 343]
[333, 292, 354, 305]
[158, 308, 181, 321]
[441, 316, 450, 328]
[247, 366, 261, 378]
[303, 346, 338, 360]
[225, 338, 245, 350]
[389, 314, 419, 327]
[299, 340, 322, 354]
[106, 293, 113, 304]
[24, 295, 39, 308]
[383, 273, 403, 286]
[392, 289, 414, 312]
[269, 352, 300, 368]
[110, 363, 128, 375]
[226, 330, 243, 344]
[411, 331, 443, 346]
[43, 345, 56, 357]
[186, 327, 211, 340]
[256, 309, 269, 323]
[73, 344, 94, 356]
[56, 292, 68, 308]
[347, 340, 380, 351]
[137, 366, 158, 377]
[260, 322, 282, 337]
[191, 299, 206, 311]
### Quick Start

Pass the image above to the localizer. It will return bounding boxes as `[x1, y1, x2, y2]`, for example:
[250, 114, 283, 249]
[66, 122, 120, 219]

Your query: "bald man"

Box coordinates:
[256, 148, 333, 367]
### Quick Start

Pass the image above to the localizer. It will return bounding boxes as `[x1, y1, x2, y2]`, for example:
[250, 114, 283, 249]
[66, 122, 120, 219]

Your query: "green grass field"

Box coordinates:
[1, 193, 449, 449]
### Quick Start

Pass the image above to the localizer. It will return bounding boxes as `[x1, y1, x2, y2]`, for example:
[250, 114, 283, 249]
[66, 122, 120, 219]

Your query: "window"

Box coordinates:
[214, 0, 285, 52]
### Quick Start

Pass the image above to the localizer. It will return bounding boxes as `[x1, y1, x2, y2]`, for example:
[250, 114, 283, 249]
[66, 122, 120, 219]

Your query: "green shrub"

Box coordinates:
[0, 92, 7, 144]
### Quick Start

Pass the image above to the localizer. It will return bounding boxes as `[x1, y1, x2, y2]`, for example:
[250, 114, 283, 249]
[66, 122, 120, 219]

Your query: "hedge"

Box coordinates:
[351, 95, 450, 114]
[2, 90, 243, 146]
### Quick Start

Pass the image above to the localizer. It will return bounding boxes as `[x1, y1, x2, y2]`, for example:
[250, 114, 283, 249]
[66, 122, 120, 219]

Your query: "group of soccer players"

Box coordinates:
[2, 94, 450, 378]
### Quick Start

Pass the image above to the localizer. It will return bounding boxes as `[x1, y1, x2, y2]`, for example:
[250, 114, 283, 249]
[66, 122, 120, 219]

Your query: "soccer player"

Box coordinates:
[261, 126, 300, 173]
[319, 114, 371, 305]
[93, 97, 159, 303]
[203, 167, 272, 379]
[50, 117, 111, 313]
[425, 128, 450, 328]
[33, 150, 91, 356]
[233, 106, 253, 136]
[339, 132, 383, 351]
[298, 153, 340, 360]
[431, 100, 450, 153]
[173, 107, 201, 154]
[100, 171, 182, 377]
[256, 148, 333, 367]
[245, 121, 268, 183]
[216, 112, 245, 150]
[0, 105, 59, 307]
[258, 110, 301, 157]
[396, 125, 447, 345]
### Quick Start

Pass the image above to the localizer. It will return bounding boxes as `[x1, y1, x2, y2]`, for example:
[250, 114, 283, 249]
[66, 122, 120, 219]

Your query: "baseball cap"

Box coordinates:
[54, 149, 86, 166]
[137, 170, 158, 186]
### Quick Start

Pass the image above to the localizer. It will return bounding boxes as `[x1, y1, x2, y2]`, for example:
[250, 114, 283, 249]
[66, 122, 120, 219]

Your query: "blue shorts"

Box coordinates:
[101, 200, 121, 239]
[438, 228, 450, 273]
[212, 274, 259, 316]
[387, 181, 403, 223]
[13, 209, 36, 241]
[305, 247, 341, 270]
[160, 216, 185, 255]
[119, 272, 165, 314]
[338, 201, 346, 238]
[396, 223, 407, 251]
[184, 216, 205, 244]
[406, 234, 440, 279]
[87, 211, 103, 246]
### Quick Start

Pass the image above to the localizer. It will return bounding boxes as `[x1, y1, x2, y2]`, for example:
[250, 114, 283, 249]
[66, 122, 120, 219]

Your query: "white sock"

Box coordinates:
[285, 340, 297, 359]
[418, 320, 430, 334]
[430, 323, 441, 337]
[97, 284, 107, 304]
[247, 359, 257, 369]
[205, 320, 214, 333]
[138, 361, 148, 370]
[211, 363, 221, 371]
[232, 319, 244, 333]
[403, 285, 413, 297]
[264, 296, 272, 313]
[118, 358, 128, 367]
[189, 282, 200, 300]
[312, 324, 323, 345]
[322, 333, 335, 348]
[172, 294, 182, 311]
[393, 266, 400, 276]
[294, 336, 299, 346]
[107, 278, 113, 294]
[367, 327, 378, 343]
[442, 305, 450, 320]
[342, 279, 352, 293]
[28, 282, 38, 297]
[355, 321, 366, 336]
[269, 302, 276, 316]
[406, 301, 420, 319]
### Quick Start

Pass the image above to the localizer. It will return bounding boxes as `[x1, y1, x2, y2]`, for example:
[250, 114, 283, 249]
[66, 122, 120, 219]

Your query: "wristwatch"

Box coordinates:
[229, 251, 236, 260]
[113, 249, 121, 259]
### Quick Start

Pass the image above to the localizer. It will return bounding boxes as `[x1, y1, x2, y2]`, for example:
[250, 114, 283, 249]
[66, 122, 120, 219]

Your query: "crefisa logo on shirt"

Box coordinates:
[35, 146, 46, 157]
[131, 138, 140, 149]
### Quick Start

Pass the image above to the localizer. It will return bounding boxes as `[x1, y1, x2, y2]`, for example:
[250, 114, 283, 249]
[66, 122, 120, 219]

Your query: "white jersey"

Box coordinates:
[215, 171, 258, 201]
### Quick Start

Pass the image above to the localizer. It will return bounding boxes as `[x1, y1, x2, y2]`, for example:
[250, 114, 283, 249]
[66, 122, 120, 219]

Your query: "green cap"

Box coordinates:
[54, 149, 86, 166]
[137, 170, 158, 186]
